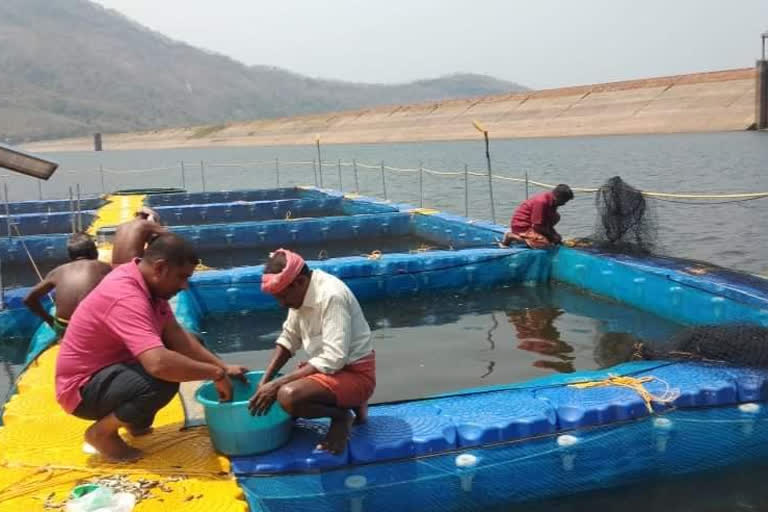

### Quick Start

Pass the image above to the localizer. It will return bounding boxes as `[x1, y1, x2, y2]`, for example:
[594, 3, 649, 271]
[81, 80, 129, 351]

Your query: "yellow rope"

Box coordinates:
[568, 375, 678, 413]
[518, 177, 768, 199]
[409, 244, 436, 254]
[409, 208, 440, 215]
[54, 160, 768, 201]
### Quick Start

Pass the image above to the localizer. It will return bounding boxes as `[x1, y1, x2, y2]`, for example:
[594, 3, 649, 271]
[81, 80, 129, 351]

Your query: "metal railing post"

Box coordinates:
[99, 164, 106, 194]
[3, 183, 10, 239]
[37, 179, 42, 200]
[312, 159, 319, 187]
[180, 161, 187, 190]
[69, 186, 75, 234]
[464, 164, 469, 218]
[484, 132, 496, 224]
[200, 160, 206, 192]
[380, 161, 387, 200]
[337, 159, 343, 191]
[353, 159, 360, 193]
[275, 157, 280, 187]
[76, 184, 82, 232]
[419, 162, 424, 208]
[525, 171, 529, 200]
[315, 139, 324, 188]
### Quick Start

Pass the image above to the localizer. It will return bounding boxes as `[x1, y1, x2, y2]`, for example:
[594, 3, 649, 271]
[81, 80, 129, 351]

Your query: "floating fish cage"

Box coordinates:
[3, 186, 768, 511]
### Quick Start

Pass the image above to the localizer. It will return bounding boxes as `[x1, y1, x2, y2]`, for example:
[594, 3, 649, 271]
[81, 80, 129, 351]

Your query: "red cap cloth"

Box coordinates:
[261, 249, 305, 294]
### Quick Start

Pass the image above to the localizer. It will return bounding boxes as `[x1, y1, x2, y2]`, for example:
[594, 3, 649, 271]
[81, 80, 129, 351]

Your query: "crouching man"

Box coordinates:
[249, 249, 375, 454]
[55, 233, 246, 461]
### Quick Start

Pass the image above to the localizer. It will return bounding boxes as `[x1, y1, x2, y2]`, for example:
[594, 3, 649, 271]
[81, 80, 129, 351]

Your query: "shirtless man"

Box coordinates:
[24, 233, 112, 337]
[111, 207, 166, 265]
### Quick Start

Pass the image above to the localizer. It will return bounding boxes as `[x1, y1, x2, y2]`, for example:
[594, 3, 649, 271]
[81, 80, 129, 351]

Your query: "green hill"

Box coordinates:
[0, 0, 527, 143]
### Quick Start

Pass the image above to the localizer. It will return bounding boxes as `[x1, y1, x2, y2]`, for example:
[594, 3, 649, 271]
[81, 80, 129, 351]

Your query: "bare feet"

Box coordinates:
[127, 426, 153, 437]
[316, 411, 353, 454]
[352, 403, 368, 425]
[85, 423, 142, 462]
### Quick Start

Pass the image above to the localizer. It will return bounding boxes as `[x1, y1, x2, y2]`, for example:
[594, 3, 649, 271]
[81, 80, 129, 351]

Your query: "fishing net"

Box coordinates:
[590, 176, 658, 254]
[637, 324, 768, 367]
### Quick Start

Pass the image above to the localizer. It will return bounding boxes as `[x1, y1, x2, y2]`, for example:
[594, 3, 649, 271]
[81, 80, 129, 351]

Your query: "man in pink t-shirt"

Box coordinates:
[56, 233, 246, 461]
[501, 184, 573, 249]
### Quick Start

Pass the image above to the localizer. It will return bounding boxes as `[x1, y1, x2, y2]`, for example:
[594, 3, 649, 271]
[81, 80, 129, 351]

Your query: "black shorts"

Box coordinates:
[73, 362, 178, 429]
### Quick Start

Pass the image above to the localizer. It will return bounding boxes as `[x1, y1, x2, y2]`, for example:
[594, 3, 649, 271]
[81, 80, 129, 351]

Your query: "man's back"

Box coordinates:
[50, 259, 112, 320]
[511, 191, 556, 233]
[112, 218, 164, 265]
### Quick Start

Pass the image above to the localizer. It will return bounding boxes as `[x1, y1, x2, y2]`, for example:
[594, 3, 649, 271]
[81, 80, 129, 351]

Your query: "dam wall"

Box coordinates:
[24, 68, 757, 152]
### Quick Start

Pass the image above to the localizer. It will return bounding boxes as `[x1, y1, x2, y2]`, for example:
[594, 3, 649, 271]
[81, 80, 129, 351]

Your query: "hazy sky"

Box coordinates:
[92, 0, 767, 89]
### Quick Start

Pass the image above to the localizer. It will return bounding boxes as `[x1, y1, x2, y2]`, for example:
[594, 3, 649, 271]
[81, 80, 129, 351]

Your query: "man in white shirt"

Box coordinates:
[249, 249, 375, 454]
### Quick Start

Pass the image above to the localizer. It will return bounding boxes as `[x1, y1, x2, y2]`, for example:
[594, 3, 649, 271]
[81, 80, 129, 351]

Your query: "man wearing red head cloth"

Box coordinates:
[249, 249, 375, 454]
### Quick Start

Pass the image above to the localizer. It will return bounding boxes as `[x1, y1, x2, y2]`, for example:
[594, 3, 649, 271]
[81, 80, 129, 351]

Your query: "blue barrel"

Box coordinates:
[196, 371, 292, 455]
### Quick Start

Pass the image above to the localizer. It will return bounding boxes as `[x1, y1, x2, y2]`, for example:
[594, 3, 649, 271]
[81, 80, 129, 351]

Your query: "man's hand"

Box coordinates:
[248, 380, 280, 416]
[224, 364, 249, 383]
[214, 374, 233, 402]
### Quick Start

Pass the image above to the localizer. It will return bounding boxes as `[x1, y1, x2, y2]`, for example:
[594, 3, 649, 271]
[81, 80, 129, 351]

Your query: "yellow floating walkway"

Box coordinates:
[87, 194, 146, 263]
[0, 195, 248, 511]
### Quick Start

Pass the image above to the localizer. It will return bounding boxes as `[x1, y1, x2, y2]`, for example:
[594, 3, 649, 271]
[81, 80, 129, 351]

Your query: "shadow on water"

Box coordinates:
[507, 306, 576, 373]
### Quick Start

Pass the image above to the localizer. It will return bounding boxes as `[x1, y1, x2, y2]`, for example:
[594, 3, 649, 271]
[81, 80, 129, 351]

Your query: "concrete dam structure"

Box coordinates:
[24, 67, 758, 152]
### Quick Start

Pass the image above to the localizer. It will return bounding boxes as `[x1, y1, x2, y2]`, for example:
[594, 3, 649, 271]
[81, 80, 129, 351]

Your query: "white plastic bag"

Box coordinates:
[65, 486, 136, 512]
[93, 493, 136, 512]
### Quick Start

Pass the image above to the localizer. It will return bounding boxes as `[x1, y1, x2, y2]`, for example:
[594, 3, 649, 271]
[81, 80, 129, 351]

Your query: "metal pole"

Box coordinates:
[380, 161, 387, 200]
[275, 157, 280, 187]
[525, 171, 529, 200]
[337, 159, 343, 191]
[76, 184, 82, 232]
[464, 164, 469, 218]
[69, 186, 75, 234]
[99, 164, 106, 194]
[200, 160, 206, 192]
[37, 179, 42, 200]
[483, 131, 496, 224]
[763, 34, 766, 61]
[0, 256, 4, 310]
[353, 159, 360, 193]
[3, 183, 10, 240]
[312, 159, 319, 187]
[419, 162, 424, 208]
[180, 161, 187, 190]
[316, 139, 324, 188]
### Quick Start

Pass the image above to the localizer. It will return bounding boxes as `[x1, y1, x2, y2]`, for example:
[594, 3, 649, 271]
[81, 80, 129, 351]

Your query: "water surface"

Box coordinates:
[11, 131, 766, 274]
[201, 283, 683, 402]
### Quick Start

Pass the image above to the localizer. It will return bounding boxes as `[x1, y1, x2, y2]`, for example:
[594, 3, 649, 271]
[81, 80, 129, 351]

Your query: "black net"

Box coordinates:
[637, 324, 768, 367]
[584, 176, 658, 254]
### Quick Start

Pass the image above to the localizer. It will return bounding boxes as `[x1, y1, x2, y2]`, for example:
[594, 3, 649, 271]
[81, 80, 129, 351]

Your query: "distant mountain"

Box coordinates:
[0, 0, 527, 143]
